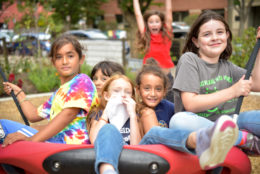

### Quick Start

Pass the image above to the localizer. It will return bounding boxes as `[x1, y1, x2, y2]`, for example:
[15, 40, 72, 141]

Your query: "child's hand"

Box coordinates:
[2, 132, 29, 147]
[232, 75, 252, 98]
[3, 82, 21, 96]
[122, 97, 136, 118]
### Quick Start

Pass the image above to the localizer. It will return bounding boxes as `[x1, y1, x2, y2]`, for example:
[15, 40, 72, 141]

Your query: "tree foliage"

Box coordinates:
[49, 0, 108, 27]
[230, 27, 257, 67]
[233, 0, 255, 36]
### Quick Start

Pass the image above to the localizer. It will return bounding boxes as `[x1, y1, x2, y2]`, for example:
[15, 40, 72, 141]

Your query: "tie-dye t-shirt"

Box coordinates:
[37, 74, 98, 144]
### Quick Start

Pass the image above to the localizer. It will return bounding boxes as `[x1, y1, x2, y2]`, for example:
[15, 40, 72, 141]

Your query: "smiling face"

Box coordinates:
[53, 43, 84, 84]
[138, 73, 166, 108]
[192, 19, 229, 63]
[147, 15, 162, 34]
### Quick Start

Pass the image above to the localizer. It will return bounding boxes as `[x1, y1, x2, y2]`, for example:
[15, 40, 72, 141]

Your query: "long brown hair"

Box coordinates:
[137, 10, 173, 54]
[182, 10, 232, 60]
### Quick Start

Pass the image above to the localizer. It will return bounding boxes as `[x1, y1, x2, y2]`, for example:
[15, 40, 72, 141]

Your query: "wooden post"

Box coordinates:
[122, 38, 127, 67]
[2, 38, 10, 73]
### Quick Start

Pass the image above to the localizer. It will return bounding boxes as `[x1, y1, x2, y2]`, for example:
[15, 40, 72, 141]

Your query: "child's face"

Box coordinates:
[192, 19, 229, 63]
[138, 74, 165, 108]
[105, 78, 132, 100]
[93, 69, 109, 97]
[147, 15, 162, 34]
[53, 43, 84, 84]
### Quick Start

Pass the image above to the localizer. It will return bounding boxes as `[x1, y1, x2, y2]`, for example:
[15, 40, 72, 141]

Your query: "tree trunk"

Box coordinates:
[227, 0, 233, 29]
[124, 12, 139, 58]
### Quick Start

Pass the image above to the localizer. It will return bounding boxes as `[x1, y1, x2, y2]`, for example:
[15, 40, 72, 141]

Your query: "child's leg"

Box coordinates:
[170, 112, 245, 148]
[237, 110, 260, 136]
[139, 126, 195, 154]
[169, 112, 214, 131]
[94, 124, 123, 174]
[0, 119, 38, 141]
[235, 111, 260, 155]
[140, 116, 238, 170]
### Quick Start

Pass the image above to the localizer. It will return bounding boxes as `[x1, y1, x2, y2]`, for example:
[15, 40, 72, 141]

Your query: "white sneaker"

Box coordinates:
[196, 115, 238, 170]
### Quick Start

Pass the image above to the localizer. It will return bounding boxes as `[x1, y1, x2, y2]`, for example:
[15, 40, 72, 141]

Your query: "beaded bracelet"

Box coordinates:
[99, 117, 108, 123]
[15, 89, 23, 97]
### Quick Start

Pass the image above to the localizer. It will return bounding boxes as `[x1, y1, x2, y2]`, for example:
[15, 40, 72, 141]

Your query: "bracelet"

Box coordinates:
[19, 97, 28, 104]
[99, 117, 108, 123]
[16, 89, 23, 97]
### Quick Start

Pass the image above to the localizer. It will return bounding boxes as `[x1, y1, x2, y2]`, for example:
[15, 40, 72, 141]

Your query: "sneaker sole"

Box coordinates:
[200, 115, 238, 170]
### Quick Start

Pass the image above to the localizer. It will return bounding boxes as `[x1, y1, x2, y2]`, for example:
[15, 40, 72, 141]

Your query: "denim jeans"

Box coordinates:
[169, 111, 260, 145]
[0, 119, 65, 144]
[94, 124, 124, 174]
[94, 124, 194, 174]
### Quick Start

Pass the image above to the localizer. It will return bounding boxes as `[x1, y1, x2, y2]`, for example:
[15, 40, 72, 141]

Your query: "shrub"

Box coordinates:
[230, 27, 257, 68]
[28, 65, 60, 92]
[81, 63, 92, 77]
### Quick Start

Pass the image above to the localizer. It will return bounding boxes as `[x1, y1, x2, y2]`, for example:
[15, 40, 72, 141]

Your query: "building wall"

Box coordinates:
[100, 0, 227, 22]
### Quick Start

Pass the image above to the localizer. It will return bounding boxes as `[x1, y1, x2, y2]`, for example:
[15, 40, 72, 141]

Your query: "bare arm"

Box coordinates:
[89, 114, 107, 144]
[251, 26, 260, 91]
[140, 107, 159, 134]
[133, 0, 145, 35]
[165, 0, 173, 31]
[3, 82, 43, 122]
[30, 107, 79, 142]
[181, 75, 252, 112]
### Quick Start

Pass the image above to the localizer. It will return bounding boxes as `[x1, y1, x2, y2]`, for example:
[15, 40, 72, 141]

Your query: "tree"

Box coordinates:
[234, 0, 255, 36]
[50, 0, 108, 29]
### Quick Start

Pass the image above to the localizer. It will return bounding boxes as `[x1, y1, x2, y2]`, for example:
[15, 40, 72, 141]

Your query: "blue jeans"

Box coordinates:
[94, 124, 124, 174]
[0, 119, 65, 143]
[94, 124, 194, 174]
[169, 111, 260, 145]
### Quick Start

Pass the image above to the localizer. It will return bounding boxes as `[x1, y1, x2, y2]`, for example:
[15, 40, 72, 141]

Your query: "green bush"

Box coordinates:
[125, 67, 137, 84]
[28, 65, 60, 92]
[230, 27, 257, 68]
[81, 63, 93, 77]
[184, 14, 199, 26]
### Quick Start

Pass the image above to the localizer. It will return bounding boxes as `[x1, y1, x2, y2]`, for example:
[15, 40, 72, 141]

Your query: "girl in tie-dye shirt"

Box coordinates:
[1, 35, 98, 146]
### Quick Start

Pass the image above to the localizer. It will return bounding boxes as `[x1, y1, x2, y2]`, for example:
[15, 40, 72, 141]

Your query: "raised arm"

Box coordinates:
[134, 0, 145, 35]
[165, 0, 173, 31]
